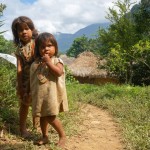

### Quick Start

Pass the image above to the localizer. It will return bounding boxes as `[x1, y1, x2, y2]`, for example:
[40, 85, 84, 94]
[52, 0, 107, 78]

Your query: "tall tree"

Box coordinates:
[132, 0, 150, 38]
[98, 0, 139, 83]
[97, 0, 150, 85]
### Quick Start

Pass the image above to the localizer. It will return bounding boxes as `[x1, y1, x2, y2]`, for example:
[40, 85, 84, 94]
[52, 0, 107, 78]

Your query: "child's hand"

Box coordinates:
[42, 54, 51, 63]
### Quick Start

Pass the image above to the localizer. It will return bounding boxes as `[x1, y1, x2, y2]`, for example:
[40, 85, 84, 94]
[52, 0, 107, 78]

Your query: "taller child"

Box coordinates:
[11, 16, 38, 138]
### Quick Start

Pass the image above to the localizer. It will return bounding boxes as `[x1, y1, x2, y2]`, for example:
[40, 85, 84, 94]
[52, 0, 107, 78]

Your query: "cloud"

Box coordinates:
[1, 0, 140, 40]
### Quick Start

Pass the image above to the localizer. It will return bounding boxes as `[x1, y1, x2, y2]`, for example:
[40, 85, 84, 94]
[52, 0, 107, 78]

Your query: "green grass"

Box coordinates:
[67, 83, 150, 150]
[0, 59, 150, 150]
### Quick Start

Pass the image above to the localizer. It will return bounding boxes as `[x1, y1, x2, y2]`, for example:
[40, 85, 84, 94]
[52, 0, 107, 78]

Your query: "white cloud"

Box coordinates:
[1, 0, 140, 40]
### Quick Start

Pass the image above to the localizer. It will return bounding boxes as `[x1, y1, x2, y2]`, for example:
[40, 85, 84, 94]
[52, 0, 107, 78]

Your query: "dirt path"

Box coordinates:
[65, 103, 125, 150]
[0, 103, 125, 150]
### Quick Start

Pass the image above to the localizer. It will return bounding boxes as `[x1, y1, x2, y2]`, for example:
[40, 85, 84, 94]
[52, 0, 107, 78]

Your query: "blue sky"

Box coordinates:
[1, 0, 140, 40]
[20, 0, 37, 4]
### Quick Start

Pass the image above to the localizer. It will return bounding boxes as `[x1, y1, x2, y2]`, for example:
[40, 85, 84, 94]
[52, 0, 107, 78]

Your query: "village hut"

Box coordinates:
[68, 51, 119, 85]
[59, 54, 75, 66]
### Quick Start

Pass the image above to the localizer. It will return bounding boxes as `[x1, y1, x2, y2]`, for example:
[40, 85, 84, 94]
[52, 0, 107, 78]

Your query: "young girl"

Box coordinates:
[11, 16, 38, 138]
[30, 32, 68, 148]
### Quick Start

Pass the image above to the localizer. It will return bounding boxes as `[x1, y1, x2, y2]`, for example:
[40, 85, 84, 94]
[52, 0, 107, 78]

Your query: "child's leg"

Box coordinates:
[47, 115, 66, 148]
[40, 117, 49, 138]
[33, 116, 40, 129]
[36, 117, 49, 145]
[19, 103, 29, 137]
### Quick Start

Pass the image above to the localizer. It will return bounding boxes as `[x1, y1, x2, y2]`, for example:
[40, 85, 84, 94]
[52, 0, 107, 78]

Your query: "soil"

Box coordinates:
[65, 103, 125, 150]
[0, 103, 125, 150]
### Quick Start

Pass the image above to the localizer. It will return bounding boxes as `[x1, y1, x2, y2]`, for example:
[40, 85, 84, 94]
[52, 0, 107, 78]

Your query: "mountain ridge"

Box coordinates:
[54, 22, 110, 53]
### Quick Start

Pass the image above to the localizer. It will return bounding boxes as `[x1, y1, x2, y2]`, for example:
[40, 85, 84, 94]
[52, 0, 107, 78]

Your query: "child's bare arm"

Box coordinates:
[46, 61, 63, 77]
[16, 56, 24, 98]
[42, 54, 63, 77]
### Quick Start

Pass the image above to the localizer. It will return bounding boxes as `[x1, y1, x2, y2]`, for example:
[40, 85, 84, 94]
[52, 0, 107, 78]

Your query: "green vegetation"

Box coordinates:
[0, 3, 6, 34]
[0, 59, 17, 130]
[0, 35, 16, 54]
[67, 83, 150, 150]
[0, 60, 149, 150]
[98, 0, 150, 85]
[66, 0, 150, 85]
[133, 0, 150, 38]
[0, 3, 15, 54]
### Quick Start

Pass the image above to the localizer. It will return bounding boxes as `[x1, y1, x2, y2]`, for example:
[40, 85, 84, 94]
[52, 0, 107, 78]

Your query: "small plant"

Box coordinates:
[65, 66, 78, 84]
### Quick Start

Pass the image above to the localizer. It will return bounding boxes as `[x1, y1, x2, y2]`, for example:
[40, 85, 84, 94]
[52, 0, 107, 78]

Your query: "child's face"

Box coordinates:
[39, 40, 56, 58]
[17, 23, 32, 44]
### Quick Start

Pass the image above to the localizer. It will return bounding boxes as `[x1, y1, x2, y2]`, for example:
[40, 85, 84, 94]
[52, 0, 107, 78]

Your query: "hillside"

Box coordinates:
[54, 22, 110, 53]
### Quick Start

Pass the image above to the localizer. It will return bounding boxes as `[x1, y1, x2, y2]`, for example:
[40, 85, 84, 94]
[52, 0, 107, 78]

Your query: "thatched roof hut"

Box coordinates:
[68, 51, 107, 78]
[68, 51, 118, 84]
[59, 54, 75, 66]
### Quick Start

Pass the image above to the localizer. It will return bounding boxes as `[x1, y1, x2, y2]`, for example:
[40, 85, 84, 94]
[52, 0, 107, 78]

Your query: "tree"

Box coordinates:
[96, 0, 150, 85]
[0, 3, 6, 34]
[0, 35, 16, 54]
[0, 3, 16, 54]
[132, 0, 150, 38]
[66, 35, 89, 57]
[98, 0, 139, 83]
[131, 40, 150, 85]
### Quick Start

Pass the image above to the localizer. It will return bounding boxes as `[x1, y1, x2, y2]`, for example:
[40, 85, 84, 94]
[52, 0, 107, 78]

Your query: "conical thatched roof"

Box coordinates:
[68, 51, 108, 78]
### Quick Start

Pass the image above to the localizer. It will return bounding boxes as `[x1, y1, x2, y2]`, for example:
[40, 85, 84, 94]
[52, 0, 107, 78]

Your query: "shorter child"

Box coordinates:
[30, 32, 68, 148]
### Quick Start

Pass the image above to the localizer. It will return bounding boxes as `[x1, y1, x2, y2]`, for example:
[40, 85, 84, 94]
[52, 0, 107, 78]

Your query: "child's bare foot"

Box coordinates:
[21, 130, 31, 139]
[56, 136, 66, 149]
[35, 136, 49, 145]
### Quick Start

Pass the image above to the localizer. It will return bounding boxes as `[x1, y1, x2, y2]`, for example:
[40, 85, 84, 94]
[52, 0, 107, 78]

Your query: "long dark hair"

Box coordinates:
[11, 16, 38, 45]
[35, 32, 58, 59]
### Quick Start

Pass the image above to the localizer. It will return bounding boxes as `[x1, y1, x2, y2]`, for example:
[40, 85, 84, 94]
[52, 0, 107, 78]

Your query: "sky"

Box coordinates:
[1, 0, 140, 40]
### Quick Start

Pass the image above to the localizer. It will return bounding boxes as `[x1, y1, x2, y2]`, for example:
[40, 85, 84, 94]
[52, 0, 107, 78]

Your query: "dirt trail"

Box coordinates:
[0, 103, 125, 150]
[65, 103, 125, 150]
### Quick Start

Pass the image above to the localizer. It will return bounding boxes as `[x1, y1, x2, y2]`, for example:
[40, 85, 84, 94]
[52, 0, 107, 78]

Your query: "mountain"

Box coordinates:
[54, 22, 110, 53]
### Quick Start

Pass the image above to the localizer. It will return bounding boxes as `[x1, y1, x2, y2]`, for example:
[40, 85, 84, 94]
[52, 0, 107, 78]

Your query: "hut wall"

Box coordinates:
[93, 78, 119, 85]
[74, 76, 119, 85]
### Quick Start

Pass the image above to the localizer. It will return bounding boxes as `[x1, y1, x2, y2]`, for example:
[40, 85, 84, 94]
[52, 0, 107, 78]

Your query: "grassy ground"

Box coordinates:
[0, 60, 150, 150]
[0, 60, 81, 150]
[67, 83, 150, 150]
